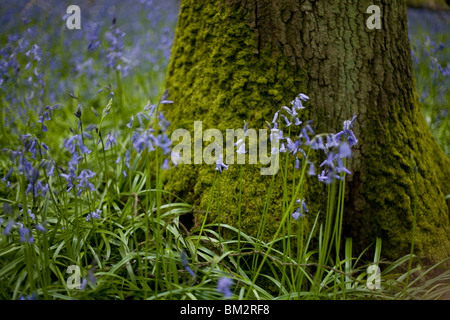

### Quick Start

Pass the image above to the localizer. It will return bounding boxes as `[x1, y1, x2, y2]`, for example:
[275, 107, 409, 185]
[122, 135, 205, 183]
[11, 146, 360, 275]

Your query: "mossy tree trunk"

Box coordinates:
[163, 0, 450, 261]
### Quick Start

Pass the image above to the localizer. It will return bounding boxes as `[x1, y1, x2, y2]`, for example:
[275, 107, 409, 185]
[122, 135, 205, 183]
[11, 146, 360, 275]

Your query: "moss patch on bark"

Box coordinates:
[162, 0, 450, 263]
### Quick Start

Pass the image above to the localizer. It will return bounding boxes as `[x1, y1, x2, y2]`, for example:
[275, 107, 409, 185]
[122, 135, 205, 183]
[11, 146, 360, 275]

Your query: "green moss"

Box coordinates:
[163, 0, 450, 263]
[356, 92, 450, 261]
[162, 0, 308, 241]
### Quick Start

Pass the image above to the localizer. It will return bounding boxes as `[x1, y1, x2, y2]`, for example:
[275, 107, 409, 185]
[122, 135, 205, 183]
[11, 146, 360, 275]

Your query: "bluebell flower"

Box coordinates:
[293, 199, 308, 220]
[26, 44, 41, 63]
[156, 133, 172, 155]
[185, 266, 196, 278]
[85, 123, 97, 132]
[41, 158, 55, 177]
[25, 209, 35, 221]
[347, 131, 358, 147]
[104, 132, 118, 150]
[3, 219, 15, 236]
[338, 143, 352, 158]
[18, 153, 33, 177]
[271, 147, 279, 155]
[88, 268, 97, 285]
[3, 203, 12, 215]
[162, 158, 169, 170]
[243, 120, 249, 133]
[19, 227, 34, 244]
[104, 23, 128, 73]
[291, 97, 304, 110]
[301, 127, 311, 145]
[272, 110, 280, 124]
[95, 129, 103, 146]
[297, 199, 308, 213]
[28, 138, 37, 153]
[37, 115, 48, 132]
[180, 250, 189, 266]
[269, 128, 280, 143]
[80, 278, 88, 291]
[41, 143, 49, 152]
[74, 106, 82, 128]
[64, 134, 91, 155]
[292, 208, 301, 220]
[63, 135, 77, 154]
[318, 170, 333, 184]
[2, 167, 14, 184]
[281, 105, 293, 116]
[80, 268, 97, 291]
[144, 102, 157, 117]
[45, 104, 59, 116]
[282, 114, 292, 127]
[308, 163, 316, 176]
[126, 115, 134, 128]
[60, 172, 74, 192]
[132, 130, 155, 153]
[291, 107, 299, 118]
[171, 151, 182, 167]
[78, 135, 91, 154]
[85, 208, 102, 221]
[43, 111, 50, 122]
[180, 250, 196, 278]
[320, 152, 336, 170]
[305, 123, 314, 135]
[24, 167, 48, 197]
[76, 169, 96, 196]
[285, 137, 298, 154]
[325, 134, 339, 149]
[335, 114, 358, 147]
[20, 134, 33, 152]
[158, 112, 171, 132]
[215, 161, 228, 173]
[85, 22, 101, 51]
[35, 224, 46, 233]
[19, 293, 37, 300]
[311, 136, 325, 150]
[215, 155, 228, 173]
[38, 181, 49, 195]
[217, 277, 233, 298]
[125, 150, 130, 169]
[9, 149, 21, 162]
[298, 93, 309, 101]
[136, 113, 149, 128]
[336, 158, 352, 175]
[37, 105, 58, 132]
[235, 139, 246, 154]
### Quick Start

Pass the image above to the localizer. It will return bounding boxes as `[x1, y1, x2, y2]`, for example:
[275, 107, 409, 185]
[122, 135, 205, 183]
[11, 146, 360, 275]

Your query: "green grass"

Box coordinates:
[0, 2, 449, 300]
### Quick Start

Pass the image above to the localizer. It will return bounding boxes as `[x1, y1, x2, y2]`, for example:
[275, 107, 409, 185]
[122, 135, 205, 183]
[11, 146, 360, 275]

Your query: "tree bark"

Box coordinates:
[163, 0, 450, 261]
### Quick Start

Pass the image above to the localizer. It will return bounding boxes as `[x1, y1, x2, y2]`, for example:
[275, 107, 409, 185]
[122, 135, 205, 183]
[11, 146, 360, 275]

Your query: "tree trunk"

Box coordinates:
[163, 0, 450, 261]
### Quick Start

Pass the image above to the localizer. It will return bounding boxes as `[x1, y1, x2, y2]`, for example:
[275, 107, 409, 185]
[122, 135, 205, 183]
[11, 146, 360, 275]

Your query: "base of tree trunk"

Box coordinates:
[163, 0, 450, 263]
